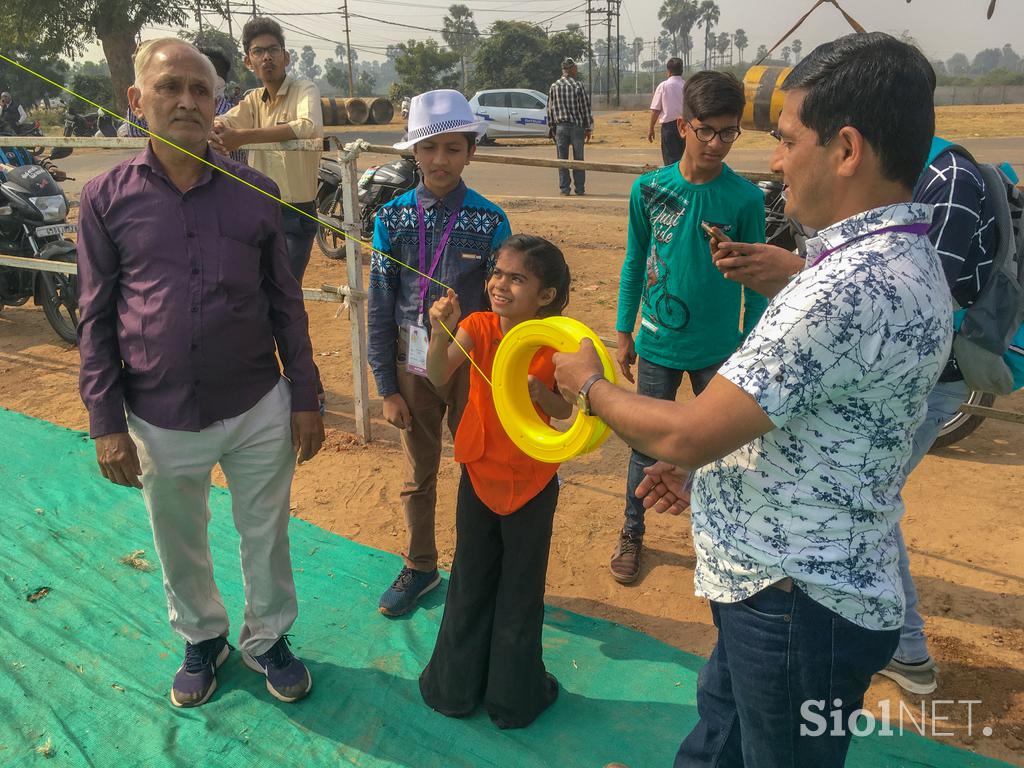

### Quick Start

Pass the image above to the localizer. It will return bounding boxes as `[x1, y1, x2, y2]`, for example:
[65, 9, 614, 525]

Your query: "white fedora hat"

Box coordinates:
[393, 89, 487, 151]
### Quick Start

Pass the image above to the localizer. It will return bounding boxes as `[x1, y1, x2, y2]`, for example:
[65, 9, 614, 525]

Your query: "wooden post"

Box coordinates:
[340, 147, 372, 441]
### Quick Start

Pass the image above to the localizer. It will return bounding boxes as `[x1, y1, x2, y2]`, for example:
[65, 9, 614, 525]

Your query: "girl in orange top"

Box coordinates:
[419, 234, 573, 729]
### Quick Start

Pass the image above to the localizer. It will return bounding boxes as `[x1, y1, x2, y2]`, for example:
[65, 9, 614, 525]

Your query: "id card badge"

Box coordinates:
[406, 323, 429, 376]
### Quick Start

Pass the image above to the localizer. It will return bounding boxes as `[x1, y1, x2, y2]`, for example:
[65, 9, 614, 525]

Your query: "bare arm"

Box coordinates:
[553, 339, 774, 470]
[529, 376, 573, 420]
[426, 289, 472, 387]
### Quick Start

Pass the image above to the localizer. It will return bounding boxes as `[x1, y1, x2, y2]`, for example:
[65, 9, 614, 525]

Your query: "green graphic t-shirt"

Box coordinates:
[616, 162, 768, 371]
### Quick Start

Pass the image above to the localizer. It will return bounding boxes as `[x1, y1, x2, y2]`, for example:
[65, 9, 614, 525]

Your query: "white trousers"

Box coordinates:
[128, 378, 297, 655]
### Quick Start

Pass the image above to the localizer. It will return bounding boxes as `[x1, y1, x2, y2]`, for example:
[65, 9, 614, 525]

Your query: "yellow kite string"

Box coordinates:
[0, 52, 490, 386]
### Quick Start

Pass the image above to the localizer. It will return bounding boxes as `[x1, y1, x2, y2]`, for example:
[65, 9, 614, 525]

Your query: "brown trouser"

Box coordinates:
[396, 357, 470, 571]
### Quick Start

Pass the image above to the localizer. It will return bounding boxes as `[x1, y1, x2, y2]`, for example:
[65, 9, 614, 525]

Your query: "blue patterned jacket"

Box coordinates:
[368, 181, 511, 397]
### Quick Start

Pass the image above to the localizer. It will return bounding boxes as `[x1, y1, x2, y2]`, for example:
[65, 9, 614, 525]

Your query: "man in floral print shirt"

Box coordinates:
[552, 33, 950, 767]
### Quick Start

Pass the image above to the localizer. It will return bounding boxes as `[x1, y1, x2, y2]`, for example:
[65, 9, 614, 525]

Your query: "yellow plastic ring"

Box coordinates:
[492, 316, 617, 464]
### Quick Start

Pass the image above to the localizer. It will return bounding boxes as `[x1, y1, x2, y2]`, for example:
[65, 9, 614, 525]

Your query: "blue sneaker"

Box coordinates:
[242, 636, 312, 702]
[379, 567, 441, 617]
[170, 636, 231, 708]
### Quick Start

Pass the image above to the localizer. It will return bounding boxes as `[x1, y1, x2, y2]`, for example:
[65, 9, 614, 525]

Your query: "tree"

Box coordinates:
[2, 0, 223, 116]
[716, 32, 730, 65]
[70, 72, 114, 112]
[780, 46, 792, 65]
[947, 52, 970, 76]
[471, 21, 587, 92]
[734, 28, 748, 63]
[286, 49, 298, 75]
[177, 28, 256, 89]
[323, 59, 346, 91]
[1000, 44, 1021, 73]
[298, 45, 321, 82]
[394, 38, 460, 94]
[791, 38, 802, 63]
[442, 4, 479, 92]
[335, 44, 358, 65]
[356, 70, 376, 97]
[755, 44, 768, 63]
[972, 47, 1002, 74]
[696, 1, 720, 69]
[0, 48, 69, 108]
[658, 0, 700, 69]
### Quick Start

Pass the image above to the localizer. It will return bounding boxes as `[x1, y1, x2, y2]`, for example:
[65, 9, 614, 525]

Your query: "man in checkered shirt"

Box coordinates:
[547, 58, 594, 196]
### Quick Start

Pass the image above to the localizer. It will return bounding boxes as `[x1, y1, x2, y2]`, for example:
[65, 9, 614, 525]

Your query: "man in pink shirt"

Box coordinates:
[647, 58, 686, 166]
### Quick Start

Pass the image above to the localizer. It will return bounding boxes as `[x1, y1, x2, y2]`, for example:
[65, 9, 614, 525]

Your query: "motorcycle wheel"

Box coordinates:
[36, 250, 79, 345]
[315, 188, 347, 261]
[929, 390, 994, 451]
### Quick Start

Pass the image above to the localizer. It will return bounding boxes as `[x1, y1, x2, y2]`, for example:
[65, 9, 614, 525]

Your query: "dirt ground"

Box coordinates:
[2, 196, 1022, 765]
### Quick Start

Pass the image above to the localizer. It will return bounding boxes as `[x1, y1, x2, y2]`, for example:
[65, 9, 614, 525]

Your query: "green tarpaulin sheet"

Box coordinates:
[0, 409, 1009, 767]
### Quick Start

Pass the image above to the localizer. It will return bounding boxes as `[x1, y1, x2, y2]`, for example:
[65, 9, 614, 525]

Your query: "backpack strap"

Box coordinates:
[926, 136, 977, 169]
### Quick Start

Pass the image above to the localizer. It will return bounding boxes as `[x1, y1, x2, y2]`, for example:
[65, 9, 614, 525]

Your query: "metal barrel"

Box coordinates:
[741, 65, 792, 132]
[320, 97, 350, 126]
[343, 97, 370, 125]
[367, 97, 395, 125]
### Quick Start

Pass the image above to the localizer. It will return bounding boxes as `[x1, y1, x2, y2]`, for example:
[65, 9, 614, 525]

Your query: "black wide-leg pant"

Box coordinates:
[420, 471, 559, 729]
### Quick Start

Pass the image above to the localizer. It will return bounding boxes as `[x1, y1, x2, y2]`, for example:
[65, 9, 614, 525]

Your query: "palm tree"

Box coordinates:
[696, 1, 720, 70]
[734, 28, 748, 63]
[716, 32, 730, 66]
[632, 36, 645, 92]
[791, 38, 803, 64]
[781, 45, 792, 65]
[658, 0, 701, 69]
[441, 4, 479, 91]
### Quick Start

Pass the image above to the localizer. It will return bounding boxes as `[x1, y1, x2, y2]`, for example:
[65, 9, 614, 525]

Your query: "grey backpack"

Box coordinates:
[930, 140, 1024, 394]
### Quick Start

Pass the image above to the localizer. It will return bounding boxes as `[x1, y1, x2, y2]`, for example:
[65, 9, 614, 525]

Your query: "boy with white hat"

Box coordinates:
[368, 89, 512, 616]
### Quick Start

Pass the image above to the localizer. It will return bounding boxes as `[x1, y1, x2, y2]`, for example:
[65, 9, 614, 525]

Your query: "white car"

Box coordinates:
[469, 89, 549, 141]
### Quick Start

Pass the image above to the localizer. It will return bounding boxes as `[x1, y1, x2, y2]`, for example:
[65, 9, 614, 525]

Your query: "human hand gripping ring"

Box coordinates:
[492, 317, 617, 463]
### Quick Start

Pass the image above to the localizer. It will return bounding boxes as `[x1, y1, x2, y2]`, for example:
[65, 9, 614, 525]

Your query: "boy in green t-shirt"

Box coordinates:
[611, 71, 767, 584]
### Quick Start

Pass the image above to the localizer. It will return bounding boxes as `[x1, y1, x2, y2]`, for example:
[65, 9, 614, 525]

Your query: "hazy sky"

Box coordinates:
[94, 0, 1022, 66]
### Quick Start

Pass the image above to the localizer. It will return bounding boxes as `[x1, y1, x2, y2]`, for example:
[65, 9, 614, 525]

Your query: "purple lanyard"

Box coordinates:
[807, 222, 931, 269]
[416, 194, 463, 321]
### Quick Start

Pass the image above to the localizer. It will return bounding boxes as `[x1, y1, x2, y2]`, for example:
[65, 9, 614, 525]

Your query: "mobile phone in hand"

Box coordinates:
[701, 222, 730, 242]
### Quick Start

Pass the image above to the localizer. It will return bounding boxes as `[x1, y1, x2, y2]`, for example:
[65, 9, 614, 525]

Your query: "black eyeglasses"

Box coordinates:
[686, 121, 742, 144]
[249, 45, 284, 59]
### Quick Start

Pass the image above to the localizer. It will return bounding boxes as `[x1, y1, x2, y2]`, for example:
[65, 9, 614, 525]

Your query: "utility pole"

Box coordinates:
[613, 0, 620, 107]
[341, 0, 355, 97]
[604, 1, 611, 108]
[197, 0, 204, 35]
[226, 0, 234, 45]
[586, 0, 594, 104]
[252, 0, 257, 19]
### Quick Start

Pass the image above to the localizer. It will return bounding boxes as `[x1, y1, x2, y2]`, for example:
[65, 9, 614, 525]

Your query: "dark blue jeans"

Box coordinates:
[554, 124, 586, 194]
[677, 585, 899, 768]
[660, 121, 685, 166]
[622, 356, 722, 537]
[281, 201, 318, 284]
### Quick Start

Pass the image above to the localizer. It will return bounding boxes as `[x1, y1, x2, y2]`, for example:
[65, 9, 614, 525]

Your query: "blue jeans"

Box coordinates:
[554, 124, 586, 194]
[893, 378, 970, 663]
[677, 586, 899, 768]
[281, 201, 318, 284]
[623, 357, 722, 537]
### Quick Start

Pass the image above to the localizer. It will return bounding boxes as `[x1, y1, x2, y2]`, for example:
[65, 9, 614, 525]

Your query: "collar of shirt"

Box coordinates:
[261, 73, 294, 103]
[416, 179, 467, 212]
[804, 202, 932, 263]
[129, 141, 227, 191]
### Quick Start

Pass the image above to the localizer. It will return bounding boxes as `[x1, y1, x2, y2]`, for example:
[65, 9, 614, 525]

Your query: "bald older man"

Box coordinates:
[77, 38, 323, 708]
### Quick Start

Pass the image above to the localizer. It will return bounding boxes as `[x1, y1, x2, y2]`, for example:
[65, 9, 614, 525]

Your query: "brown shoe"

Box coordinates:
[610, 530, 643, 584]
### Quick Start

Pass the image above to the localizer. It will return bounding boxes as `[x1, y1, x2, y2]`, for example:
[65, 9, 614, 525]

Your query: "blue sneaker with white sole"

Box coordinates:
[170, 636, 231, 708]
[379, 567, 441, 617]
[242, 635, 312, 703]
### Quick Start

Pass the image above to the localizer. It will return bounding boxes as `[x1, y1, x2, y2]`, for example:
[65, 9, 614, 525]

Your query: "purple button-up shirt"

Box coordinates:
[77, 143, 318, 438]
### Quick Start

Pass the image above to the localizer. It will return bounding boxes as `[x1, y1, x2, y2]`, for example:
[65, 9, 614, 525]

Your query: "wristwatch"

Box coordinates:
[575, 373, 606, 416]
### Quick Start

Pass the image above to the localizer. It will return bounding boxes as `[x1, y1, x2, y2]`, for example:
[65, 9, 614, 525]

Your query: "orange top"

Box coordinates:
[454, 312, 560, 515]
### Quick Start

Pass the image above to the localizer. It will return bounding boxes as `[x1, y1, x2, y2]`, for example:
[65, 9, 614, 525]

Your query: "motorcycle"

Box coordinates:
[63, 107, 119, 139]
[758, 179, 990, 450]
[315, 155, 420, 260]
[0, 163, 79, 344]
